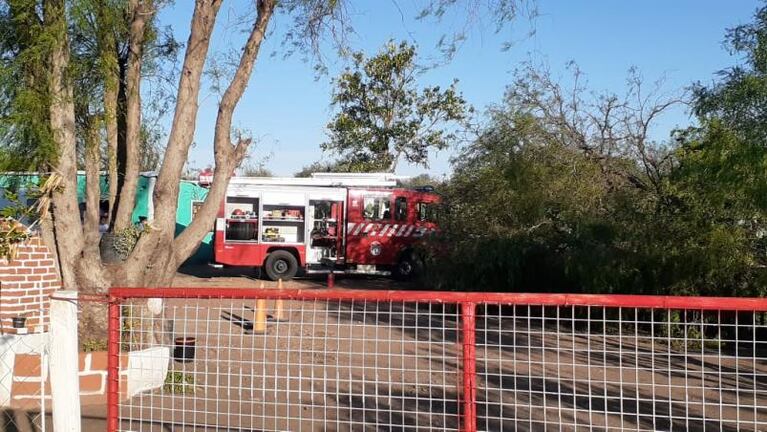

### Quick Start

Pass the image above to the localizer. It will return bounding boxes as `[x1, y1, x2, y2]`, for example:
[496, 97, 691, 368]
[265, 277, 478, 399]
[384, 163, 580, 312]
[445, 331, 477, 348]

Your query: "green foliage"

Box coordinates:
[239, 156, 274, 177]
[397, 174, 444, 189]
[429, 38, 767, 297]
[112, 224, 142, 260]
[0, 0, 59, 171]
[82, 338, 108, 352]
[324, 41, 470, 172]
[163, 371, 195, 395]
[693, 4, 767, 144]
[0, 218, 32, 262]
[0, 0, 176, 173]
[293, 160, 348, 177]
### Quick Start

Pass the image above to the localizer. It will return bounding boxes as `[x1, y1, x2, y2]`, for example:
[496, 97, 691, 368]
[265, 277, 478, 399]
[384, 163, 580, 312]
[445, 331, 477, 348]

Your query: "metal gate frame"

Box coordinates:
[106, 288, 767, 432]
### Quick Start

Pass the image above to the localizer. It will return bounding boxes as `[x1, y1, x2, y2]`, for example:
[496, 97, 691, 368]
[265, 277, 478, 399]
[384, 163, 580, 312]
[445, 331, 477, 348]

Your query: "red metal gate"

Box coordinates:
[106, 288, 767, 431]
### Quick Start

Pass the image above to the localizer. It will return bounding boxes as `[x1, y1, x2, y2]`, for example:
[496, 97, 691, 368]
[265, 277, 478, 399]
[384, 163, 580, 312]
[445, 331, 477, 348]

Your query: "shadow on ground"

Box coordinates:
[175, 264, 415, 290]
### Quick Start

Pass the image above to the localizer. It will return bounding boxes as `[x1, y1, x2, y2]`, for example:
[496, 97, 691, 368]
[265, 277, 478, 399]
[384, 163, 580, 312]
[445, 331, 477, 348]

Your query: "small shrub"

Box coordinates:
[112, 225, 142, 260]
[82, 339, 108, 352]
[0, 218, 31, 261]
[164, 371, 195, 395]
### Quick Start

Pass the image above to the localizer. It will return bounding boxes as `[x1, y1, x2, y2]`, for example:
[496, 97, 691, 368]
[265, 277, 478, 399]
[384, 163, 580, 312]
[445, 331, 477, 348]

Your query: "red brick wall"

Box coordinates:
[12, 352, 129, 409]
[0, 236, 61, 333]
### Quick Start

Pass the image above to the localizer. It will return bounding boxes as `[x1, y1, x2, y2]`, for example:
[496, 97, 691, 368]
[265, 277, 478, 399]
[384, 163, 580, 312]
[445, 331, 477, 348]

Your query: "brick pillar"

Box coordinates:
[0, 236, 62, 334]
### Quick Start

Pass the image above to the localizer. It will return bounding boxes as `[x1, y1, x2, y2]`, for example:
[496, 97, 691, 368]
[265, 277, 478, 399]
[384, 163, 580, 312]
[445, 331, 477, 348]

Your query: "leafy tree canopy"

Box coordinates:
[323, 41, 470, 173]
[429, 50, 767, 297]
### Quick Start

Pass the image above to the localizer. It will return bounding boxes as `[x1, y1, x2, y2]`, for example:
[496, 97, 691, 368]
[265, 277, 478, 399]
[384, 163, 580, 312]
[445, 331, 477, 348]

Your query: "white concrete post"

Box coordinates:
[49, 291, 81, 432]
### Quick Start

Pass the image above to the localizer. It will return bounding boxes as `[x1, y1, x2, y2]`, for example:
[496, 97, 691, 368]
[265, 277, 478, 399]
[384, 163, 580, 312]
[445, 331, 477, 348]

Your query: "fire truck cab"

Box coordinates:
[213, 173, 439, 280]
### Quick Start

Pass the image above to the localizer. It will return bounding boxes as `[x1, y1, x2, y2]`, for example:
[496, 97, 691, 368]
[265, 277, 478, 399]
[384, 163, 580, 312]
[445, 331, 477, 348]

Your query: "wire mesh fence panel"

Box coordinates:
[115, 295, 463, 431]
[475, 304, 767, 432]
[0, 288, 50, 432]
[108, 290, 767, 432]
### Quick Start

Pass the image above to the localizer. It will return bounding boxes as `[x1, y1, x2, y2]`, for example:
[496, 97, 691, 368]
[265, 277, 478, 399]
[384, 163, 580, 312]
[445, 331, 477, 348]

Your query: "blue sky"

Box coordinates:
[157, 1, 759, 178]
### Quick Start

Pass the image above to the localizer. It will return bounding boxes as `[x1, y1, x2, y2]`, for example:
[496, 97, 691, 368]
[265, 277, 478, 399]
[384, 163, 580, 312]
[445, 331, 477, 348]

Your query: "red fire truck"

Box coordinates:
[213, 173, 439, 280]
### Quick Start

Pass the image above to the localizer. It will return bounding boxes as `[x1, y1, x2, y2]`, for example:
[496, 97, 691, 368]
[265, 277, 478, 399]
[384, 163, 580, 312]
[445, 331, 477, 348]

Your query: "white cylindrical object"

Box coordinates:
[49, 291, 81, 432]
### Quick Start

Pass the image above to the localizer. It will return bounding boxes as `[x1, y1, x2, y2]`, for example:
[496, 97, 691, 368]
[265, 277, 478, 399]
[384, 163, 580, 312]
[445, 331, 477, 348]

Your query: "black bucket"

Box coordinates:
[173, 337, 196, 362]
[11, 317, 26, 329]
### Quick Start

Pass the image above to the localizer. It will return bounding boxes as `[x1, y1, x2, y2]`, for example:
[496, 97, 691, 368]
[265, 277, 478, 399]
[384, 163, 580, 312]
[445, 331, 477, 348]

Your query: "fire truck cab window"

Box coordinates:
[394, 197, 407, 221]
[417, 202, 438, 222]
[363, 196, 391, 220]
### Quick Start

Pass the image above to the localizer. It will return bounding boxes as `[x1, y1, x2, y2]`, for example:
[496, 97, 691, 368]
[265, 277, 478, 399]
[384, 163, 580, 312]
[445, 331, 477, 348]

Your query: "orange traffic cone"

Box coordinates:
[253, 281, 267, 333]
[274, 278, 287, 322]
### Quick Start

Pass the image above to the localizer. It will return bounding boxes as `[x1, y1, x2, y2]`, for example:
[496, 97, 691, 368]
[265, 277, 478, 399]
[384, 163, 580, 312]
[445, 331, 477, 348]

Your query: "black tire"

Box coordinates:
[393, 250, 424, 281]
[263, 250, 298, 281]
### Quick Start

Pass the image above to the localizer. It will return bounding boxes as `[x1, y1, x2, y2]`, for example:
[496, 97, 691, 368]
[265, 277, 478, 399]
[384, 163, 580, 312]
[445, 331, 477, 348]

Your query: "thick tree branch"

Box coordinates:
[113, 0, 155, 230]
[123, 0, 225, 279]
[46, 0, 84, 289]
[144, 0, 223, 222]
[96, 3, 120, 223]
[173, 0, 276, 261]
[83, 116, 102, 261]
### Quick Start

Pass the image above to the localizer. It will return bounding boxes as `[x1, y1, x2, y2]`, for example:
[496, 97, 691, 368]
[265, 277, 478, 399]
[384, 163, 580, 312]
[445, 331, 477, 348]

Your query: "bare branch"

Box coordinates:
[113, 0, 156, 230]
[506, 61, 684, 193]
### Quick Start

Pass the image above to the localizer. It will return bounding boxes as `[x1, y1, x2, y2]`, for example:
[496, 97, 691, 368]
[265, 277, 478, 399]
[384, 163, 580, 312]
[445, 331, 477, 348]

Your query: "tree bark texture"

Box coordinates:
[46, 0, 84, 291]
[113, 0, 153, 230]
[96, 3, 121, 223]
[83, 117, 102, 261]
[129, 0, 276, 286]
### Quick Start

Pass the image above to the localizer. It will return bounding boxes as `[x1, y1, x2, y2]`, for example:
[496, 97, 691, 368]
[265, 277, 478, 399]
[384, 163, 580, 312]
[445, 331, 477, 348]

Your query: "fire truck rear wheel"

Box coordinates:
[264, 250, 298, 281]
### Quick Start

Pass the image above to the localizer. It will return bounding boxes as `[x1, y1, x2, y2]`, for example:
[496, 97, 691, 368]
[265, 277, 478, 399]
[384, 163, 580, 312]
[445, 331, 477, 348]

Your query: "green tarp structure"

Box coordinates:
[0, 173, 213, 264]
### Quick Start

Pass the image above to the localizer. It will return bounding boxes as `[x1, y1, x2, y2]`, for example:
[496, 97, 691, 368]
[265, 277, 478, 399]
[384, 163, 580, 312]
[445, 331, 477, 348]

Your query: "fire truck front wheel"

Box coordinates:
[393, 250, 424, 281]
[263, 250, 298, 281]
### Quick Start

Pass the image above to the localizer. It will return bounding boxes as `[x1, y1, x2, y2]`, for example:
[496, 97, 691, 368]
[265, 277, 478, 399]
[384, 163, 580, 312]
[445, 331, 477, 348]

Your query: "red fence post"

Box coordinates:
[461, 302, 477, 432]
[106, 297, 120, 432]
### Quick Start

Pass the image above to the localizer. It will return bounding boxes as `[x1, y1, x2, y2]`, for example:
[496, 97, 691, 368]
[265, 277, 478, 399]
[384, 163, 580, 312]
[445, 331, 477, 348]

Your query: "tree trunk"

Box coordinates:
[37, 211, 60, 280]
[46, 0, 84, 291]
[106, 84, 119, 223]
[83, 116, 102, 261]
[112, 0, 153, 230]
[388, 153, 399, 173]
[97, 3, 120, 223]
[114, 57, 128, 223]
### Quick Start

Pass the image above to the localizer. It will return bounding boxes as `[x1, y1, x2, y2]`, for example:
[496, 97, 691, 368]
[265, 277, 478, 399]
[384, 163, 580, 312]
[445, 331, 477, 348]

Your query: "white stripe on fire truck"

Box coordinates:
[345, 223, 424, 237]
[216, 218, 225, 231]
[387, 225, 398, 236]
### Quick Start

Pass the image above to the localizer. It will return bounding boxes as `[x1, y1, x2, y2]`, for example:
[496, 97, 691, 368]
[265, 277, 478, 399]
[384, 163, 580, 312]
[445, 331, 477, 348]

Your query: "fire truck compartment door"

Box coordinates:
[262, 192, 305, 206]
